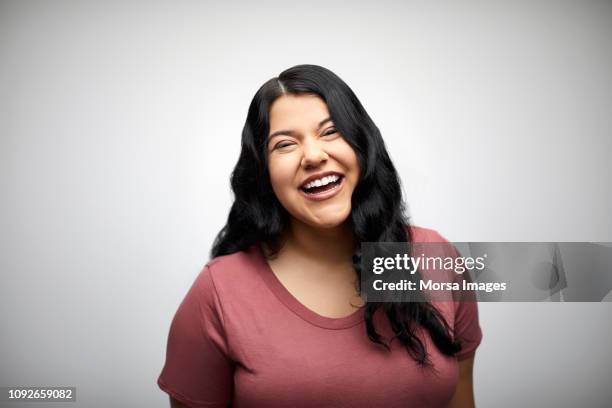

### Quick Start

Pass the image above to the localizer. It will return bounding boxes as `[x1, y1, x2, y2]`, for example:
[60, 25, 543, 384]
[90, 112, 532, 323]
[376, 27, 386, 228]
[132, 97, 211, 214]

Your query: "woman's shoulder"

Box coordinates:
[199, 245, 267, 293]
[405, 225, 451, 243]
[207, 245, 260, 271]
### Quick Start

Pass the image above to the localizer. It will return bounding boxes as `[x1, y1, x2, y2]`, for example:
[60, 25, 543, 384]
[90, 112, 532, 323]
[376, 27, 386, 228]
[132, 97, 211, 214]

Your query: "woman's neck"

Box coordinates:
[280, 218, 356, 266]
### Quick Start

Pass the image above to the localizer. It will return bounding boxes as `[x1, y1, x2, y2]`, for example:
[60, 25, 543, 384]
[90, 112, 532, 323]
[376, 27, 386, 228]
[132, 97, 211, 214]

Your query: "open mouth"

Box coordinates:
[300, 175, 344, 195]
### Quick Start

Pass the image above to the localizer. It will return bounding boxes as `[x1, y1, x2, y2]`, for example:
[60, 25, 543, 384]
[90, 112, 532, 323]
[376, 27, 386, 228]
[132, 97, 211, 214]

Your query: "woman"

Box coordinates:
[158, 64, 482, 407]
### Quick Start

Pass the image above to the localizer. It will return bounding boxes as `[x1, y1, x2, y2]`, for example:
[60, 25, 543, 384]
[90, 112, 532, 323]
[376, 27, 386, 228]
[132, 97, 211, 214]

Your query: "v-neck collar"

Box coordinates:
[250, 244, 365, 330]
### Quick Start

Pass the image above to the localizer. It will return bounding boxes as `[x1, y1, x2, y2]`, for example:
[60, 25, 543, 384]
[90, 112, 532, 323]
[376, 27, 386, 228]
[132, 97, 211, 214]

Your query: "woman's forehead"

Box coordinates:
[269, 94, 331, 130]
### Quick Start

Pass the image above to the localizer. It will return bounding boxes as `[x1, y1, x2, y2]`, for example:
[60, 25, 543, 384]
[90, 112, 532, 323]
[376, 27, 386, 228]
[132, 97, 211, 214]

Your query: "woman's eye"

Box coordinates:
[275, 141, 294, 149]
[323, 128, 337, 136]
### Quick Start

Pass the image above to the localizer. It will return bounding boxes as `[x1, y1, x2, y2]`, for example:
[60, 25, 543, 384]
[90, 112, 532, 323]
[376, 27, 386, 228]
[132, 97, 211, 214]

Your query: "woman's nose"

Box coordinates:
[300, 139, 329, 168]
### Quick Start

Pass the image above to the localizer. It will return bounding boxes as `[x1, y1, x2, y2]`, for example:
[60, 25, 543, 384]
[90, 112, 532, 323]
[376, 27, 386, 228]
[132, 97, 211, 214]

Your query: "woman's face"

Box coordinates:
[266, 94, 360, 229]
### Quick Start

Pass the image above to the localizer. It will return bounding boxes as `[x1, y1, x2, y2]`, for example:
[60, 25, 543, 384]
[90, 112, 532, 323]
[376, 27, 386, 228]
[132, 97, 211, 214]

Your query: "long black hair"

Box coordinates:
[211, 64, 461, 366]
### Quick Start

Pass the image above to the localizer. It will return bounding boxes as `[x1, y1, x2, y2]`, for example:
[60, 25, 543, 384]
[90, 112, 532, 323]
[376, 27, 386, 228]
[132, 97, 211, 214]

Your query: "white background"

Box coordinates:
[1, 0, 611, 407]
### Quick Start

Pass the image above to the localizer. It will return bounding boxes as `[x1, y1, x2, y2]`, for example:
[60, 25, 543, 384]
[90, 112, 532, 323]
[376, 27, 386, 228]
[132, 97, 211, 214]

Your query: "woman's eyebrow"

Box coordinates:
[268, 117, 333, 139]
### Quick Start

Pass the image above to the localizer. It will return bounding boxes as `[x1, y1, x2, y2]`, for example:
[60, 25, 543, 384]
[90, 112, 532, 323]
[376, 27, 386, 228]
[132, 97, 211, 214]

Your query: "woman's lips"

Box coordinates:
[298, 176, 344, 201]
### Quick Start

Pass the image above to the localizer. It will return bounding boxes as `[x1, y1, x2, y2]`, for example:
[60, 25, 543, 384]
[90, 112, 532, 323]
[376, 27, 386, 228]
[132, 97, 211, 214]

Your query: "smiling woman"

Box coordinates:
[267, 94, 360, 228]
[157, 64, 482, 408]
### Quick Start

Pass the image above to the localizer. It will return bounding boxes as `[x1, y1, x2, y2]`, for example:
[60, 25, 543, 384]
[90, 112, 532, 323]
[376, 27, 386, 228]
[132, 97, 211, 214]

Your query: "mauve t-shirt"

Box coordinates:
[158, 227, 483, 407]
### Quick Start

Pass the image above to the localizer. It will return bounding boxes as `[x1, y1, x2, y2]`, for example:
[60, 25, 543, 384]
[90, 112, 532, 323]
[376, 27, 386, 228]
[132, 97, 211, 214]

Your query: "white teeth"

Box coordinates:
[303, 175, 340, 190]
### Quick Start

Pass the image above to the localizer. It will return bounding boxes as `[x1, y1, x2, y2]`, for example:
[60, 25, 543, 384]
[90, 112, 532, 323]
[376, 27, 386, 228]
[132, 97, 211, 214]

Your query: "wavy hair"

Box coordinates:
[211, 64, 461, 366]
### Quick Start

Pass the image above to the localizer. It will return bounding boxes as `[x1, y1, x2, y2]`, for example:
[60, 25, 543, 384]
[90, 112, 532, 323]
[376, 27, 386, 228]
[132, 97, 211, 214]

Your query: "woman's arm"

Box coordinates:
[448, 355, 476, 408]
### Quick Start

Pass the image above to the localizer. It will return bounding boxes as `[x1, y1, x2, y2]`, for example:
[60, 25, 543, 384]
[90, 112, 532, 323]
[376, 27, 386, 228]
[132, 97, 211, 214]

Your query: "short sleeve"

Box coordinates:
[157, 264, 234, 407]
[452, 296, 483, 361]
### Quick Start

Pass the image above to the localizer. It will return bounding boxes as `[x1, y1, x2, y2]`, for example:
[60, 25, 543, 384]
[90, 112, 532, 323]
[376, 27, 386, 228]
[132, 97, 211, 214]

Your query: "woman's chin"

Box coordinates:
[303, 214, 350, 230]
[311, 221, 344, 229]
